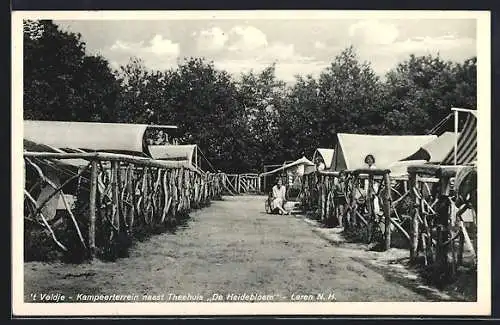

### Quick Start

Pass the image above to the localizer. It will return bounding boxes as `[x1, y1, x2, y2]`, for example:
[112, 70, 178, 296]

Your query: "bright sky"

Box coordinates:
[54, 17, 477, 83]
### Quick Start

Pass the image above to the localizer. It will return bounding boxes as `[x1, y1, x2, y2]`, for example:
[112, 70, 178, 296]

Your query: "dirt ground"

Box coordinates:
[24, 195, 431, 303]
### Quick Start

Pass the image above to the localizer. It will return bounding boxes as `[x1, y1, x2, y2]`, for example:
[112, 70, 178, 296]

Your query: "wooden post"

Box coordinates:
[366, 174, 374, 243]
[127, 164, 134, 231]
[117, 162, 124, 226]
[350, 175, 358, 228]
[438, 174, 455, 279]
[111, 161, 120, 238]
[383, 172, 392, 251]
[409, 172, 419, 263]
[419, 181, 427, 265]
[88, 160, 98, 259]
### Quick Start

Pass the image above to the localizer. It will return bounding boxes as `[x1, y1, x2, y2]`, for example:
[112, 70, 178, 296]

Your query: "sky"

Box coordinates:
[54, 18, 477, 83]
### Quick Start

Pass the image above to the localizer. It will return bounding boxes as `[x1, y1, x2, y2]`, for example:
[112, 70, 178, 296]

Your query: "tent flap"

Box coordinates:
[402, 132, 457, 163]
[442, 114, 477, 165]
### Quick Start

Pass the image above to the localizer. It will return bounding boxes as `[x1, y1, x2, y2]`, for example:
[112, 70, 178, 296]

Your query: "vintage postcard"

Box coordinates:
[12, 10, 491, 316]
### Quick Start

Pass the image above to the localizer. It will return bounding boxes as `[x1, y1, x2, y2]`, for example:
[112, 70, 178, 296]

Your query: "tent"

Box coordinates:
[24, 139, 90, 169]
[260, 157, 315, 210]
[442, 112, 477, 165]
[332, 133, 437, 171]
[259, 156, 316, 177]
[148, 144, 200, 169]
[24, 120, 178, 157]
[402, 132, 458, 163]
[312, 148, 335, 170]
[388, 160, 428, 177]
[23, 139, 85, 220]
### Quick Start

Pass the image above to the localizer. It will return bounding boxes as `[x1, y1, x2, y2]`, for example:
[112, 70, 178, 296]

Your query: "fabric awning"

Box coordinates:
[259, 157, 315, 177]
[24, 120, 177, 156]
[442, 114, 477, 165]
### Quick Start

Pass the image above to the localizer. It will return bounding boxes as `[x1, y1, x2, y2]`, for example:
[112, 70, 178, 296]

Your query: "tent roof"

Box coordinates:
[24, 120, 177, 156]
[259, 157, 315, 177]
[148, 144, 197, 162]
[388, 160, 428, 177]
[334, 133, 437, 170]
[23, 139, 89, 168]
[402, 132, 457, 163]
[313, 148, 335, 169]
[148, 144, 200, 170]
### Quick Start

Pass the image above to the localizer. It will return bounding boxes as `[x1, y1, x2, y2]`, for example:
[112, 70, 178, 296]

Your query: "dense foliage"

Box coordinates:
[23, 20, 477, 173]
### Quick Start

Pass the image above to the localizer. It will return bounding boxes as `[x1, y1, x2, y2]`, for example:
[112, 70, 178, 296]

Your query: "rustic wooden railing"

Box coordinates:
[222, 173, 261, 195]
[23, 151, 225, 262]
[407, 165, 477, 279]
[300, 164, 477, 281]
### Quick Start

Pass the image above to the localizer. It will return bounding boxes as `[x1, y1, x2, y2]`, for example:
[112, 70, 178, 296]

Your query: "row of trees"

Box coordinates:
[23, 20, 477, 173]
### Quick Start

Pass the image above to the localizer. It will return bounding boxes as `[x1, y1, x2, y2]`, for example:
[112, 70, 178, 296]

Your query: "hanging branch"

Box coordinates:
[28, 161, 91, 219]
[24, 190, 68, 252]
[25, 158, 87, 248]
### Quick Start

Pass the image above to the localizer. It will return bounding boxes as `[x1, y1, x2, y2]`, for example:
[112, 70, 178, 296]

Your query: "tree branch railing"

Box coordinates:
[299, 164, 477, 281]
[23, 151, 225, 262]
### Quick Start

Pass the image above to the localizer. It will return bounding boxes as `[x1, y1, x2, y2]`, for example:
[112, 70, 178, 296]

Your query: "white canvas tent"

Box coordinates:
[24, 120, 178, 156]
[402, 131, 457, 164]
[312, 148, 335, 170]
[259, 157, 316, 177]
[331, 133, 437, 171]
[148, 144, 201, 170]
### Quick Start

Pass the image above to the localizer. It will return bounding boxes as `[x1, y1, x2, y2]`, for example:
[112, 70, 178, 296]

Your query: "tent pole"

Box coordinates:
[454, 110, 458, 165]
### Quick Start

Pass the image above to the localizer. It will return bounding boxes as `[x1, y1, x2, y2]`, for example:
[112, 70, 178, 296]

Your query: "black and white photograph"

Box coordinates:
[12, 10, 490, 316]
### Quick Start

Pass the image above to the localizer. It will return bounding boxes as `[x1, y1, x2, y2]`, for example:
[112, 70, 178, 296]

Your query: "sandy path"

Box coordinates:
[24, 195, 427, 302]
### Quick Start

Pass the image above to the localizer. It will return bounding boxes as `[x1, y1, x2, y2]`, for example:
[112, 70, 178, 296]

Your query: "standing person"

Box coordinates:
[363, 154, 380, 215]
[363, 154, 377, 190]
[271, 178, 289, 215]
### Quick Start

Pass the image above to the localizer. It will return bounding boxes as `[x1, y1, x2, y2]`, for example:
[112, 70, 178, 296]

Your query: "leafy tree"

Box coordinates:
[317, 46, 385, 135]
[236, 63, 287, 169]
[381, 54, 476, 134]
[23, 20, 119, 122]
[280, 75, 322, 159]
[24, 20, 478, 172]
[165, 58, 252, 172]
[280, 47, 384, 160]
[114, 57, 162, 124]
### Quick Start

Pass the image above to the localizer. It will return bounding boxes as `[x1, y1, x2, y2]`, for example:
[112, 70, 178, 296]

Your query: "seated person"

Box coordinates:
[271, 178, 289, 215]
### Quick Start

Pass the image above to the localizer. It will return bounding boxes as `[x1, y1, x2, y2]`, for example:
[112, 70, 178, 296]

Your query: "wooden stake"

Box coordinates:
[383, 173, 392, 250]
[366, 174, 374, 243]
[89, 160, 98, 259]
[409, 172, 419, 262]
[112, 161, 120, 234]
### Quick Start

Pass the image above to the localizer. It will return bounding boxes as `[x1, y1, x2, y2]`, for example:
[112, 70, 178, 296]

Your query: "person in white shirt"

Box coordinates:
[364, 154, 381, 215]
[364, 154, 376, 169]
[271, 178, 289, 215]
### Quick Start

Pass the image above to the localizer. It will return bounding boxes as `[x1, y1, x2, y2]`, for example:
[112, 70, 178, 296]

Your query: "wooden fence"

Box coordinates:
[222, 173, 261, 195]
[300, 164, 477, 281]
[23, 151, 225, 262]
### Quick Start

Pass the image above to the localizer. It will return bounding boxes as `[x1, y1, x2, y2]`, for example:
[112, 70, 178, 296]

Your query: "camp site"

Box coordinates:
[19, 17, 484, 311]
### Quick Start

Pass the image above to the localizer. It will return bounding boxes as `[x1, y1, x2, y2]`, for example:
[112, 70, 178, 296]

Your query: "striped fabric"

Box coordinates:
[442, 113, 477, 165]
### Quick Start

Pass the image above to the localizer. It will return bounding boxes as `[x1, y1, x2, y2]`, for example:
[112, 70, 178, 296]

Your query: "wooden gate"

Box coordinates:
[223, 173, 261, 194]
